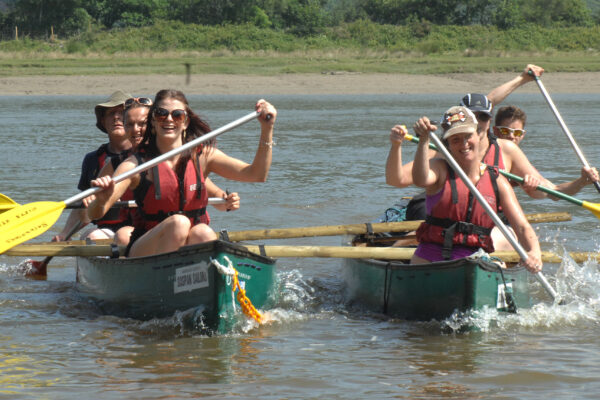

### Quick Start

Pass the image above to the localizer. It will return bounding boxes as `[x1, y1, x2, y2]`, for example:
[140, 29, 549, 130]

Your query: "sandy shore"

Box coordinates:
[1, 72, 600, 95]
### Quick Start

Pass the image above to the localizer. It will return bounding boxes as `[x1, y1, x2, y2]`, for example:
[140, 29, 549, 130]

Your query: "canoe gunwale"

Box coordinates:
[356, 254, 527, 276]
[77, 239, 276, 266]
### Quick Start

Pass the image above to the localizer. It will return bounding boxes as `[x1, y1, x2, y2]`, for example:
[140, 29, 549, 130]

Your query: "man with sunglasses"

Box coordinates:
[461, 92, 599, 196]
[54, 90, 133, 241]
[492, 105, 599, 194]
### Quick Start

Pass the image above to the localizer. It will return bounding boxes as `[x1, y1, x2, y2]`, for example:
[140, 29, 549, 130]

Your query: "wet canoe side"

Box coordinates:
[76, 240, 276, 330]
[343, 256, 531, 320]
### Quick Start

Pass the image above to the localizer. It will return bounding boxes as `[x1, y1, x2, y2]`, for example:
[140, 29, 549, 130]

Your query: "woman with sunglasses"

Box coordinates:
[409, 106, 543, 273]
[87, 89, 276, 257]
[89, 96, 242, 247]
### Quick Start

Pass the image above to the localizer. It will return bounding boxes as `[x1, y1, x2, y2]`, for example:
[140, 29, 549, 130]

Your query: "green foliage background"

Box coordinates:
[1, 0, 600, 75]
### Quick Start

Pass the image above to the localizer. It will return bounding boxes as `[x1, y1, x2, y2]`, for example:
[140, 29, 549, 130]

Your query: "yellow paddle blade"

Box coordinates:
[581, 201, 600, 219]
[0, 193, 19, 214]
[0, 201, 66, 254]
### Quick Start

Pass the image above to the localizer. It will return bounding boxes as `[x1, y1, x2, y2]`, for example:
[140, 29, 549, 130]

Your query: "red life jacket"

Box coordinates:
[416, 163, 500, 259]
[93, 145, 131, 229]
[132, 152, 210, 231]
[482, 134, 505, 170]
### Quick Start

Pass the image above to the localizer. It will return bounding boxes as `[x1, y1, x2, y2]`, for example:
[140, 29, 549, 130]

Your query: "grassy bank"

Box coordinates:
[2, 21, 600, 77]
[2, 50, 600, 77]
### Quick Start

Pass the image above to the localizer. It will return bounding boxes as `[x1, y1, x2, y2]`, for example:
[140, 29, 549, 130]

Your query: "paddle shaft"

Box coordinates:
[63, 111, 260, 207]
[532, 74, 600, 193]
[6, 243, 598, 264]
[66, 197, 226, 209]
[426, 131, 559, 301]
[2, 198, 226, 213]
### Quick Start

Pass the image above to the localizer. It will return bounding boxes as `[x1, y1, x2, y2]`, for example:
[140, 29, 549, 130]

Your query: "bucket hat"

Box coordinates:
[95, 90, 132, 133]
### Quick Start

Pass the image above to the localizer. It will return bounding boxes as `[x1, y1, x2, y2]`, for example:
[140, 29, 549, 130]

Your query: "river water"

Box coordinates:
[1, 93, 600, 399]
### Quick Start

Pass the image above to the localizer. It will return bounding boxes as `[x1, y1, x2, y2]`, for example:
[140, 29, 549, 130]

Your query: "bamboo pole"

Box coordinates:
[4, 243, 597, 264]
[2, 211, 572, 250]
[222, 211, 570, 242]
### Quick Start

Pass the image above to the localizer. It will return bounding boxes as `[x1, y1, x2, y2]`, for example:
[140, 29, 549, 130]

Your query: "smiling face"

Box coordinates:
[494, 118, 526, 145]
[151, 98, 189, 143]
[124, 106, 149, 149]
[447, 131, 480, 163]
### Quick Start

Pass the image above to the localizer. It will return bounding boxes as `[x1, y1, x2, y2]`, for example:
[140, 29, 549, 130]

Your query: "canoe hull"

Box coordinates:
[344, 256, 531, 320]
[76, 240, 276, 332]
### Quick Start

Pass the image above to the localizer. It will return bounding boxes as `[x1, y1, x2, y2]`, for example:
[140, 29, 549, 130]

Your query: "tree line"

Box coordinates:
[0, 0, 597, 40]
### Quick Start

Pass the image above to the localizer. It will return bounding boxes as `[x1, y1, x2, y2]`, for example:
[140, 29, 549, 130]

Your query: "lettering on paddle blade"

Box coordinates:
[174, 263, 209, 293]
[4, 222, 49, 244]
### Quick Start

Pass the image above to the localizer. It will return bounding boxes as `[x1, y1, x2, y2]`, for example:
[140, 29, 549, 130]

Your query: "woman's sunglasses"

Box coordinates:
[124, 97, 153, 109]
[496, 126, 526, 137]
[154, 107, 187, 123]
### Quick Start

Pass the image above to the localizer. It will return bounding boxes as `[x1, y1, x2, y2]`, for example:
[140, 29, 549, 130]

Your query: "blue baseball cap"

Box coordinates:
[460, 93, 492, 117]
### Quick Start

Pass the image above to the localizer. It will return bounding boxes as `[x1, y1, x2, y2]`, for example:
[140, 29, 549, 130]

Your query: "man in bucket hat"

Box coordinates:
[54, 90, 133, 241]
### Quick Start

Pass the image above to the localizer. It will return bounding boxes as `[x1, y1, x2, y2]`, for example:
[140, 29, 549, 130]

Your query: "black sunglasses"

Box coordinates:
[154, 107, 187, 123]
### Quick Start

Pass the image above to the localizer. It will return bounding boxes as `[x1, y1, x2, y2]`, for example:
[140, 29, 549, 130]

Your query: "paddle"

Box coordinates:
[220, 212, 569, 241]
[405, 133, 600, 219]
[6, 242, 599, 264]
[491, 168, 600, 219]
[424, 129, 560, 302]
[530, 71, 600, 193]
[0, 193, 18, 214]
[0, 111, 260, 254]
[0, 197, 227, 213]
[23, 220, 84, 277]
[19, 197, 228, 277]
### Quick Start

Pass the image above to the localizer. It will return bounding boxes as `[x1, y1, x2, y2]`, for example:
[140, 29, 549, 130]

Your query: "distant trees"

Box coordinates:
[361, 0, 593, 27]
[0, 0, 595, 40]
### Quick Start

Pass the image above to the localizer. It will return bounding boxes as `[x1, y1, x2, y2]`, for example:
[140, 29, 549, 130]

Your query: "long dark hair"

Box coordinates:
[139, 89, 214, 177]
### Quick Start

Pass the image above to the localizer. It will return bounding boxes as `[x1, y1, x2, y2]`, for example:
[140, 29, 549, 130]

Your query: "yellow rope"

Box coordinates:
[231, 268, 263, 324]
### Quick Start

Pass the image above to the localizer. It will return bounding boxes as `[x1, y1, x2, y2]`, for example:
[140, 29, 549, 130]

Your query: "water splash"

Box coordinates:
[441, 247, 600, 333]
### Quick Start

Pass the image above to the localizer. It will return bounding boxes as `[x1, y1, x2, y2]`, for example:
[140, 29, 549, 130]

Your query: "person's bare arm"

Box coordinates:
[500, 139, 553, 199]
[554, 166, 600, 196]
[412, 118, 442, 189]
[386, 124, 437, 188]
[53, 208, 89, 241]
[498, 176, 542, 273]
[487, 64, 544, 107]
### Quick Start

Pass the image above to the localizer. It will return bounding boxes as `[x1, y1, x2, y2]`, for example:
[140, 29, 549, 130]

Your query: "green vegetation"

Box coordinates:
[1, 0, 600, 76]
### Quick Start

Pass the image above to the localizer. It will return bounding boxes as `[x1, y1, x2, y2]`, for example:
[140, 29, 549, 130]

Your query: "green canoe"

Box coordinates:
[343, 235, 531, 320]
[76, 240, 276, 332]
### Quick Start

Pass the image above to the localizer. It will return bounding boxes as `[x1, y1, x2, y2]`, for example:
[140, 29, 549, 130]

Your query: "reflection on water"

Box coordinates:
[1, 93, 600, 398]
